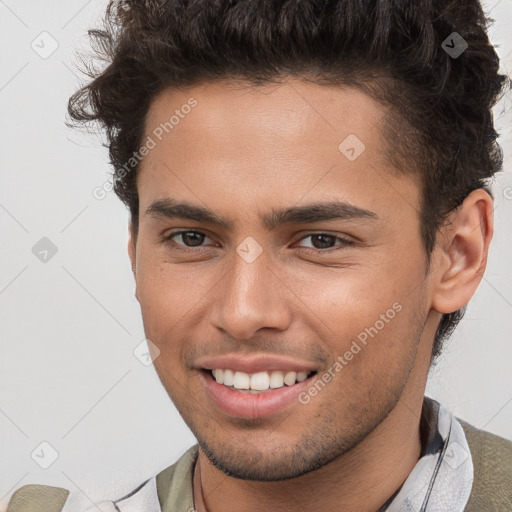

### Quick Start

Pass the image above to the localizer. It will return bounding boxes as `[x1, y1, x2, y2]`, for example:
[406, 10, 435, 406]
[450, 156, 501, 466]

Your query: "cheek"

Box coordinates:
[135, 254, 218, 354]
[300, 261, 426, 372]
[291, 265, 401, 331]
[137, 245, 202, 308]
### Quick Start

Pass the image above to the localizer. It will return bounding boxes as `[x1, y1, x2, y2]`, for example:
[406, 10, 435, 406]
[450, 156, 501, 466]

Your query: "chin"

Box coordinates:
[193, 427, 363, 482]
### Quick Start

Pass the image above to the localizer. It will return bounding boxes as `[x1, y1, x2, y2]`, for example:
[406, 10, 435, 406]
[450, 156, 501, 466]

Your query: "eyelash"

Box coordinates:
[163, 230, 355, 254]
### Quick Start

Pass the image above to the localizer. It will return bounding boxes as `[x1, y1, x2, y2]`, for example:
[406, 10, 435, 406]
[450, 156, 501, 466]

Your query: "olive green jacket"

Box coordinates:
[6, 419, 512, 511]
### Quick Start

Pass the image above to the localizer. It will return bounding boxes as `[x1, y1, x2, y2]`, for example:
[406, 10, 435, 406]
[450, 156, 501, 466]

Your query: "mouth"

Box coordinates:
[199, 368, 318, 419]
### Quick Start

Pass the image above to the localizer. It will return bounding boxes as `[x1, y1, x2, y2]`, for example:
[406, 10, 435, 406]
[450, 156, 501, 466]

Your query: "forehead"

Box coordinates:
[144, 78, 387, 146]
[138, 79, 421, 225]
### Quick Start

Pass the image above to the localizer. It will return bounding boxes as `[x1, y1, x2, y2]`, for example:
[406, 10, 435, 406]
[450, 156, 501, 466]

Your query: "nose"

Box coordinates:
[208, 248, 293, 340]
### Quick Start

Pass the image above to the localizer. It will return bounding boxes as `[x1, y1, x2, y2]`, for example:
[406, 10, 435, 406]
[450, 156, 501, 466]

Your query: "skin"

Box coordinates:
[127, 78, 493, 512]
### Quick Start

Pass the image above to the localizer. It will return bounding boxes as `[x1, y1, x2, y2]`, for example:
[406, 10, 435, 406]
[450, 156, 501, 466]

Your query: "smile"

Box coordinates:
[200, 368, 318, 418]
[210, 368, 313, 392]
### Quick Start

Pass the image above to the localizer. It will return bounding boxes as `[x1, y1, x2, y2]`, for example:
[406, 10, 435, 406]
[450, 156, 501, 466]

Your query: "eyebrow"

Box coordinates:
[145, 198, 379, 231]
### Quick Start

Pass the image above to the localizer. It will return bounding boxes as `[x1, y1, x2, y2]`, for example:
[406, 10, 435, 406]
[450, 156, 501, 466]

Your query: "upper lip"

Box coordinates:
[196, 354, 319, 374]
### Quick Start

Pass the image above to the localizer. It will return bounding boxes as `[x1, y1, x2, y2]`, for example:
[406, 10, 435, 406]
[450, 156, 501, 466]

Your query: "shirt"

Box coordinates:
[72, 396, 474, 512]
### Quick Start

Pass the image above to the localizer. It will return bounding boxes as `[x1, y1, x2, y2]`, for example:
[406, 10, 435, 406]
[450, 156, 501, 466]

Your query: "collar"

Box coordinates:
[378, 397, 474, 511]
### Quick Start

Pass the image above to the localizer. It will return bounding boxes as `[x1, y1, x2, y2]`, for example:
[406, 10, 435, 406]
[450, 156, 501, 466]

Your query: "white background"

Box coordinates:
[1, 0, 511, 510]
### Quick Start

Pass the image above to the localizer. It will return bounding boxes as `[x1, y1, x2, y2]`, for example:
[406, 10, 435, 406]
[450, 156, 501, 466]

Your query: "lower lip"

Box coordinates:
[200, 371, 315, 419]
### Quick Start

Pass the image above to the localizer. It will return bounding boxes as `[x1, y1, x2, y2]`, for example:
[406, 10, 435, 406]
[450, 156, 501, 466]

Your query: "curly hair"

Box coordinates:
[68, 0, 510, 363]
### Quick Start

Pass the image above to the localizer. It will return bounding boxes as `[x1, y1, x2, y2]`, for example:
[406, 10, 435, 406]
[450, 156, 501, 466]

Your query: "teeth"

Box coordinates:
[283, 371, 297, 386]
[250, 372, 270, 390]
[296, 371, 308, 382]
[211, 369, 313, 391]
[269, 371, 284, 388]
[233, 371, 250, 389]
[212, 369, 224, 384]
[223, 369, 234, 386]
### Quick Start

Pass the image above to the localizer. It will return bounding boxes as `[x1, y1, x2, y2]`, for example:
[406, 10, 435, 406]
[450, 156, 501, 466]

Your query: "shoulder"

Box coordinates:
[4, 445, 199, 512]
[5, 484, 70, 512]
[458, 418, 512, 510]
[155, 444, 199, 510]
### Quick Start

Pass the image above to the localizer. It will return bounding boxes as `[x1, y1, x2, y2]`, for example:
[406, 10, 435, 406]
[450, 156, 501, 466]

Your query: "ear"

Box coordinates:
[127, 222, 139, 301]
[430, 188, 494, 315]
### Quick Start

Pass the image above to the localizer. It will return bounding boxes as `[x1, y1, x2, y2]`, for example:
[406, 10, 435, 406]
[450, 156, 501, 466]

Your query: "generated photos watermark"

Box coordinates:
[298, 301, 403, 404]
[92, 97, 198, 200]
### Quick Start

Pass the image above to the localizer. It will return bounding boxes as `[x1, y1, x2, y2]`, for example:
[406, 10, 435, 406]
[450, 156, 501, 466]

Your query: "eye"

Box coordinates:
[163, 230, 216, 252]
[294, 233, 355, 253]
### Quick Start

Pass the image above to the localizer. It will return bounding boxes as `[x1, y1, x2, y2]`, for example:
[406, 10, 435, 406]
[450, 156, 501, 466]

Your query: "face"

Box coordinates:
[129, 79, 435, 481]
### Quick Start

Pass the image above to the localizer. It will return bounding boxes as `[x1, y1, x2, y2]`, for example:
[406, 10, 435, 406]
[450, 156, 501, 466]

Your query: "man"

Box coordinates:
[6, 0, 512, 510]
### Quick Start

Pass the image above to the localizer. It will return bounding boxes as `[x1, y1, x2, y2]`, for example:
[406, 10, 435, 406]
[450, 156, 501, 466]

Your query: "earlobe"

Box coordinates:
[430, 189, 494, 315]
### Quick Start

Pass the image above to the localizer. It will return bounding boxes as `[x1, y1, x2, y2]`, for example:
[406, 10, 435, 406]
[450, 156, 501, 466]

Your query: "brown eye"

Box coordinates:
[295, 233, 354, 252]
[173, 231, 205, 247]
[163, 230, 216, 252]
